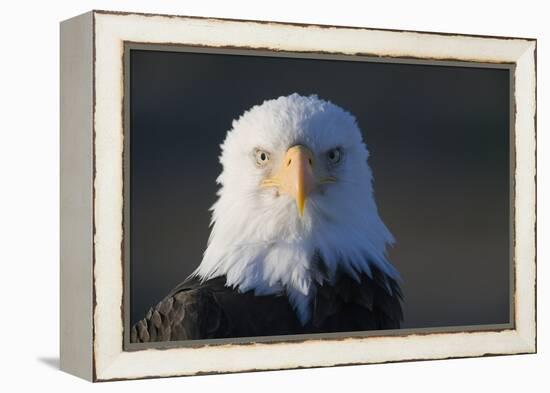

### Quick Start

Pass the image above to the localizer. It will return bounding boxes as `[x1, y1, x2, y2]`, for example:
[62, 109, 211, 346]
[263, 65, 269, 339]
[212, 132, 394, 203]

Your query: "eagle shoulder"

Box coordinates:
[130, 277, 228, 343]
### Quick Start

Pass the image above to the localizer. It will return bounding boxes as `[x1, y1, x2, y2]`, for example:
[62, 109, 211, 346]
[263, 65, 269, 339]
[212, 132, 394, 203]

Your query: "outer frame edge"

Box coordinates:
[91, 10, 537, 381]
[59, 10, 95, 382]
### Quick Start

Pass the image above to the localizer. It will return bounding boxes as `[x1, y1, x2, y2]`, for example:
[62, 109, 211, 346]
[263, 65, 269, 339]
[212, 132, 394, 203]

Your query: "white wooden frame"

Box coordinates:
[60, 10, 536, 382]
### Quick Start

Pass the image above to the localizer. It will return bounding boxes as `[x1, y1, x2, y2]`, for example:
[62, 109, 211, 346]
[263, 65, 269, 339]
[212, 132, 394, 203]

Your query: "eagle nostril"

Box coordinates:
[287, 159, 292, 167]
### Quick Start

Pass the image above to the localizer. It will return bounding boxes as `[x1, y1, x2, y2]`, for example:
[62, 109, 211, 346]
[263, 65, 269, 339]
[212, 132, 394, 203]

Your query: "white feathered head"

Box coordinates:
[192, 93, 398, 323]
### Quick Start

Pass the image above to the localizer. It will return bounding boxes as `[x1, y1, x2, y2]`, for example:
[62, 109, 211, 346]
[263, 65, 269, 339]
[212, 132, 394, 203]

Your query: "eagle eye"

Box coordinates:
[327, 148, 342, 165]
[255, 149, 270, 167]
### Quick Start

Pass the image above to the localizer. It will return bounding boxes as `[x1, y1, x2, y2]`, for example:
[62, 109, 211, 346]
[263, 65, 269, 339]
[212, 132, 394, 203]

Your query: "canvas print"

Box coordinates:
[127, 47, 511, 345]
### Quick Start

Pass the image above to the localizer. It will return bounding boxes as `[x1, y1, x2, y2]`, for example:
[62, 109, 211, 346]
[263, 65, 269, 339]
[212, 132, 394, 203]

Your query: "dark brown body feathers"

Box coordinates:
[131, 265, 403, 343]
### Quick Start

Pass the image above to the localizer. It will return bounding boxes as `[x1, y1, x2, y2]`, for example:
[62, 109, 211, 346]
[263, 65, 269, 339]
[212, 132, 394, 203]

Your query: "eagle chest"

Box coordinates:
[131, 270, 403, 343]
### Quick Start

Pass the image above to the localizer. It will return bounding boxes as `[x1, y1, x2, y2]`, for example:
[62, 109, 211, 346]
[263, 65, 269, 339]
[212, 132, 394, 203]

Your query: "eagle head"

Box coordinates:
[192, 93, 399, 324]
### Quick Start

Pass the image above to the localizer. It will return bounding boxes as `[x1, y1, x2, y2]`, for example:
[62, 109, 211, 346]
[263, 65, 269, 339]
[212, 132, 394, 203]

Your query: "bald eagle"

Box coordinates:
[131, 94, 403, 343]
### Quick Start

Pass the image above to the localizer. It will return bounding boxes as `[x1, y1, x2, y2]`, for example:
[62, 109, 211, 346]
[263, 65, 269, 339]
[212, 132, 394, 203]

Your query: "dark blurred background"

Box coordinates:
[129, 48, 511, 329]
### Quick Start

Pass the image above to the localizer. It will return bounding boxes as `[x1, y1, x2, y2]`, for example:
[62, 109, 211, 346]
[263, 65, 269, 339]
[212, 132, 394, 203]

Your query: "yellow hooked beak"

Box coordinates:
[263, 145, 315, 216]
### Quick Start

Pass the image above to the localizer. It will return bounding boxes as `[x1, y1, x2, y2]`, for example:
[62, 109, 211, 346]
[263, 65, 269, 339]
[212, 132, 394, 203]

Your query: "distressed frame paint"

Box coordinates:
[60, 10, 536, 382]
